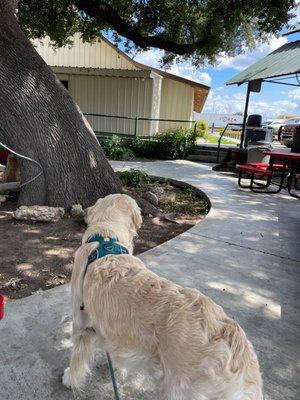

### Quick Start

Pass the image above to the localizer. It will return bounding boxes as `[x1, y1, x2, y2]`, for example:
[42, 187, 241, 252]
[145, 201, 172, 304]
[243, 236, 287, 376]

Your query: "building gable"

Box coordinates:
[33, 33, 139, 70]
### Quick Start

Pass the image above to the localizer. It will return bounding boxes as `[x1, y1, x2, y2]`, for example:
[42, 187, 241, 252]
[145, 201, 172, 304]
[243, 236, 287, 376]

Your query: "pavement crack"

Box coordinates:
[191, 233, 300, 263]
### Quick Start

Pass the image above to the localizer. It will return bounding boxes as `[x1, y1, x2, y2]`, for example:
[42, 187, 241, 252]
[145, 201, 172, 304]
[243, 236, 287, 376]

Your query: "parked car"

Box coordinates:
[262, 119, 273, 128]
[270, 117, 300, 140]
[280, 122, 300, 147]
[268, 119, 287, 138]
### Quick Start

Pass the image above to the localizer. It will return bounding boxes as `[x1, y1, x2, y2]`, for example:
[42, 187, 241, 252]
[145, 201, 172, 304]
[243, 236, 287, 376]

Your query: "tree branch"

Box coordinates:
[75, 0, 206, 55]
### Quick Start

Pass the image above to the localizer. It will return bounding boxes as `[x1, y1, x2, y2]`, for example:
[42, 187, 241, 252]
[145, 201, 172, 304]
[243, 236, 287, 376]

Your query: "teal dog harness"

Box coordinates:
[80, 234, 129, 312]
[86, 234, 129, 264]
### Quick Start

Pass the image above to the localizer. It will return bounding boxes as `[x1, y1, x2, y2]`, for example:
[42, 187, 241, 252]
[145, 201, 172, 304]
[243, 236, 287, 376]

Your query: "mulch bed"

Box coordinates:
[0, 179, 209, 300]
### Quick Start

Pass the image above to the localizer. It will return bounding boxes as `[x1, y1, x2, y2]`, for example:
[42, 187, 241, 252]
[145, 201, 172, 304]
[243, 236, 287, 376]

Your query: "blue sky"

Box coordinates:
[130, 8, 300, 120]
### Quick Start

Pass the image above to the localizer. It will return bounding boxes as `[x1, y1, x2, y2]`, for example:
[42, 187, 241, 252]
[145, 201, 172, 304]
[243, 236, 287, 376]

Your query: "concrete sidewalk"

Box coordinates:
[1, 160, 299, 400]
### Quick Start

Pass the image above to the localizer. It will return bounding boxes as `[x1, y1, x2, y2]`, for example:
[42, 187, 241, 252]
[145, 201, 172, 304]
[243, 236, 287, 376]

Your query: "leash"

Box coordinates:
[0, 139, 43, 188]
[81, 234, 125, 399]
[106, 352, 121, 400]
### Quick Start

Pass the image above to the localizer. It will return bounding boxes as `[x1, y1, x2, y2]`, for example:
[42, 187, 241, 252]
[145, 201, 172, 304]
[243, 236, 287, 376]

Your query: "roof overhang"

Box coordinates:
[52, 66, 152, 78]
[100, 36, 210, 91]
[226, 40, 300, 86]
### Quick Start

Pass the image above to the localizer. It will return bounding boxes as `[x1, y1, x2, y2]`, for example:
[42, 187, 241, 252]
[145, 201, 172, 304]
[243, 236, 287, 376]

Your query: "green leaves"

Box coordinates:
[17, 0, 296, 65]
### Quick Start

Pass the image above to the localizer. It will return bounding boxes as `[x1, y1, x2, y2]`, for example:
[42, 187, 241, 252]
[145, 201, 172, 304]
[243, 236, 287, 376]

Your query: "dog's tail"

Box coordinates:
[71, 242, 98, 330]
[68, 327, 97, 392]
[66, 242, 99, 391]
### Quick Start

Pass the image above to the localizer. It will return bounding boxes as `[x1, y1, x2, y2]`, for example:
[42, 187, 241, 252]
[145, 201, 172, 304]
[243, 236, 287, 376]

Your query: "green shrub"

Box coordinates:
[100, 135, 133, 160]
[99, 127, 197, 161]
[128, 137, 160, 159]
[128, 128, 196, 160]
[119, 168, 152, 187]
[194, 120, 208, 138]
[156, 128, 193, 159]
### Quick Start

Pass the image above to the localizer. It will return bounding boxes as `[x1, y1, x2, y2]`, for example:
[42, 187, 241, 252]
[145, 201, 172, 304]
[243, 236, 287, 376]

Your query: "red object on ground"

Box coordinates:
[0, 294, 5, 320]
[0, 149, 10, 166]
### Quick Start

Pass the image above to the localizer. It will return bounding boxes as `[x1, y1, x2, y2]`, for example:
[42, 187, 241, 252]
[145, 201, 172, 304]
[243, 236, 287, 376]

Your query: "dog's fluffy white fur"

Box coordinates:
[63, 193, 263, 400]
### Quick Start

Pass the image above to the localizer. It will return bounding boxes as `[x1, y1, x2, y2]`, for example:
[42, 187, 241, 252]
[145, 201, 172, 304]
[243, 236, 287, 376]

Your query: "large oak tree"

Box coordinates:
[0, 0, 296, 208]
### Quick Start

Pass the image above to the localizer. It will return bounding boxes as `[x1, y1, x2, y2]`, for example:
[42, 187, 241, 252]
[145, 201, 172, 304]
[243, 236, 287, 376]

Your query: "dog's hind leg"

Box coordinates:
[163, 375, 206, 400]
[62, 326, 96, 391]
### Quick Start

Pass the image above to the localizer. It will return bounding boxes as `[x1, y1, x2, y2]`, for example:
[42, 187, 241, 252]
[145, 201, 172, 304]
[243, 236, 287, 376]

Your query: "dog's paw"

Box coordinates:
[62, 367, 71, 389]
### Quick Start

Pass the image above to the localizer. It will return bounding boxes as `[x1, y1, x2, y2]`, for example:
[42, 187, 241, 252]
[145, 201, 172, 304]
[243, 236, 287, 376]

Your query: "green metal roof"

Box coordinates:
[282, 22, 300, 36]
[226, 40, 300, 85]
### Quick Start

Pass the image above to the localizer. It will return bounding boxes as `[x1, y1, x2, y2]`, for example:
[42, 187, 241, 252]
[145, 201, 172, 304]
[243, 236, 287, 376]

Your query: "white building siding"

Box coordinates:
[159, 78, 194, 132]
[58, 73, 153, 135]
[34, 34, 137, 70]
[34, 34, 209, 136]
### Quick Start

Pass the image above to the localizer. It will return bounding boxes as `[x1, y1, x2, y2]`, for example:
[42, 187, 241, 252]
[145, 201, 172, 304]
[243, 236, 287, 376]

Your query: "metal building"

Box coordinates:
[34, 34, 210, 136]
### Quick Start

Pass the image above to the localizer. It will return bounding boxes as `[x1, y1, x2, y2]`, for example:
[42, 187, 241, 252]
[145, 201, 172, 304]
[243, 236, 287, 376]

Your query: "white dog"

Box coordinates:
[63, 193, 263, 400]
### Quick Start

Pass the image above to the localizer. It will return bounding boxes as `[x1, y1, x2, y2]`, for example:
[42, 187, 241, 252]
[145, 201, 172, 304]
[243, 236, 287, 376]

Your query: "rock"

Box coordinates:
[159, 192, 176, 203]
[0, 195, 7, 204]
[135, 197, 161, 217]
[13, 205, 65, 222]
[70, 204, 85, 219]
[143, 191, 159, 206]
[150, 186, 164, 196]
[148, 184, 176, 203]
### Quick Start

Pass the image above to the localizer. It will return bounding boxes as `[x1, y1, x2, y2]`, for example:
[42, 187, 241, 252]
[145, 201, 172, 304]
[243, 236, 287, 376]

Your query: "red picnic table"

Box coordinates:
[236, 150, 300, 198]
[264, 150, 300, 198]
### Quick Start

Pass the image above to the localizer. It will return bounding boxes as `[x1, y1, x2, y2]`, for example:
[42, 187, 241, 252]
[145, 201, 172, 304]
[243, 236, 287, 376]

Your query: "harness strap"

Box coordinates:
[80, 234, 129, 311]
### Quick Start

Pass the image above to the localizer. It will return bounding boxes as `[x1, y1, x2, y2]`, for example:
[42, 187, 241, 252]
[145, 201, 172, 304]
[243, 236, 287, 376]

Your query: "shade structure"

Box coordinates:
[227, 40, 300, 86]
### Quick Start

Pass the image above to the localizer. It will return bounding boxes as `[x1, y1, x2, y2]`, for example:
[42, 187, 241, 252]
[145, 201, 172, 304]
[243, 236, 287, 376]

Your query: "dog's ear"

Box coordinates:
[131, 203, 142, 230]
[84, 199, 103, 225]
[84, 206, 92, 224]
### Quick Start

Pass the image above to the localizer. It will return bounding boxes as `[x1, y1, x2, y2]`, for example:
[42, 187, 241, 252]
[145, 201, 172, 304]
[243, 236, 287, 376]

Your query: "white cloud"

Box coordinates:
[216, 36, 288, 71]
[134, 48, 163, 68]
[193, 72, 212, 86]
[202, 87, 300, 119]
[287, 3, 300, 28]
[134, 50, 212, 86]
[287, 88, 300, 101]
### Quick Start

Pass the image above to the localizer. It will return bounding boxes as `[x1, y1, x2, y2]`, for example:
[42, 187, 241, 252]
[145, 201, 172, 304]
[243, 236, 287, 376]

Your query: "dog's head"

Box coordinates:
[85, 194, 142, 235]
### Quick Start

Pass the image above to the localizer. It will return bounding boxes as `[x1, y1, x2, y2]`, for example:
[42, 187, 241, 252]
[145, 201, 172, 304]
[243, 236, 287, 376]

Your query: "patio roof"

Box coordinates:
[226, 40, 300, 85]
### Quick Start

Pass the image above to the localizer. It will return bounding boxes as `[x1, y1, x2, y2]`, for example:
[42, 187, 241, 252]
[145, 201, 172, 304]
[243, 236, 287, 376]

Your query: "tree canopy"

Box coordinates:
[17, 0, 297, 65]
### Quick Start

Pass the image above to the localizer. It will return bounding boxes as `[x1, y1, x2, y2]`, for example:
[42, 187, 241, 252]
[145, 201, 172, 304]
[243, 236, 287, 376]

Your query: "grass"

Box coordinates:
[160, 187, 210, 216]
[204, 134, 237, 145]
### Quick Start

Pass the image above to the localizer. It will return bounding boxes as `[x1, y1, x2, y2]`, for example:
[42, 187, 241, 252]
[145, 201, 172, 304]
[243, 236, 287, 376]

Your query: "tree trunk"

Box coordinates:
[0, 1, 122, 209]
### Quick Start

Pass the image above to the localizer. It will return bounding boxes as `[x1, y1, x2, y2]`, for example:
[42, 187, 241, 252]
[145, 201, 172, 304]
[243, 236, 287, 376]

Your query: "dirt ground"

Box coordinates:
[0, 181, 208, 300]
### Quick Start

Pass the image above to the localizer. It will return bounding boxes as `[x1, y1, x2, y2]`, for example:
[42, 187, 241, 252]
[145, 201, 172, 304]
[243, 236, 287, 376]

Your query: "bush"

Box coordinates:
[157, 128, 196, 159]
[119, 168, 152, 187]
[128, 137, 160, 159]
[99, 127, 197, 161]
[128, 128, 196, 159]
[100, 135, 133, 160]
[194, 120, 208, 138]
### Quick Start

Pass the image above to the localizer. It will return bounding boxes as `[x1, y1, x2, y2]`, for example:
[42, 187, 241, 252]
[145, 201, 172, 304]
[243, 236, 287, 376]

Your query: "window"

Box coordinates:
[60, 80, 69, 90]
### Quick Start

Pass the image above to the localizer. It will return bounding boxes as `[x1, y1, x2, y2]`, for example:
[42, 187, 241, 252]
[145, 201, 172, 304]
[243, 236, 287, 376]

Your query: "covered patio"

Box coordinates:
[226, 25, 300, 148]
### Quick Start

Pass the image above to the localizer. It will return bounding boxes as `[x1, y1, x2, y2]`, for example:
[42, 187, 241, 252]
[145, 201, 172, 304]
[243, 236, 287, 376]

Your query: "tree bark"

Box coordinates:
[0, 2, 122, 209]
